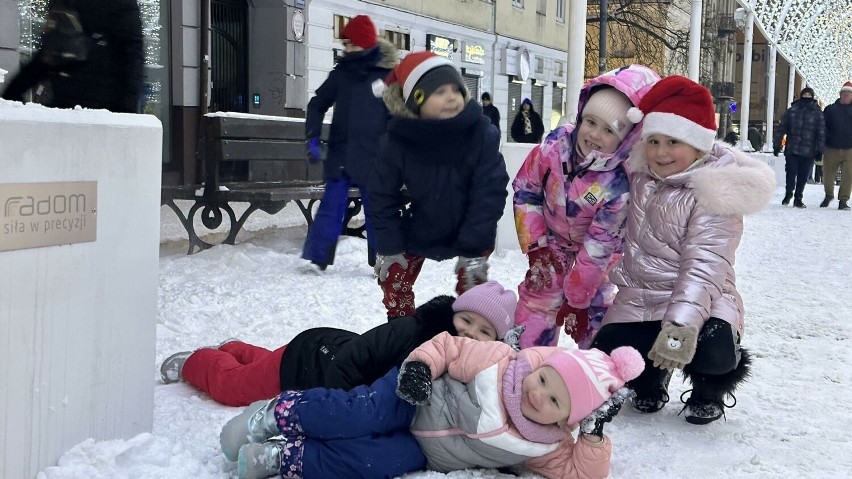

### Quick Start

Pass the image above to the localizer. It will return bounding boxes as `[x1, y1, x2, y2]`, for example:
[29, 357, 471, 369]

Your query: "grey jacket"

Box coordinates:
[603, 142, 775, 336]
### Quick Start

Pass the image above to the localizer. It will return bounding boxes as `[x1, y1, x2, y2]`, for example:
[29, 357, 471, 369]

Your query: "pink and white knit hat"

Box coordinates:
[542, 346, 644, 425]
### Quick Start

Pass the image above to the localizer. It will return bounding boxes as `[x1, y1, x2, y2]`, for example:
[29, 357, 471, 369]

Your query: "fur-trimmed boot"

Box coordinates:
[680, 349, 752, 425]
[220, 399, 279, 462]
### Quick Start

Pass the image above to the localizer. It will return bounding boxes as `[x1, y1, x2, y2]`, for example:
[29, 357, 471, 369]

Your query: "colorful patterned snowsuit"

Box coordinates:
[513, 65, 660, 348]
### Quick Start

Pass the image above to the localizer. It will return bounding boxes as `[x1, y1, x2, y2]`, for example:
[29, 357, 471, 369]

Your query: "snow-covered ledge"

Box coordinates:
[0, 100, 162, 478]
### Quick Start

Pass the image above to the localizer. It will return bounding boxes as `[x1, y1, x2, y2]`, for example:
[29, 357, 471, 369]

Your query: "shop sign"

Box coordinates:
[427, 34, 456, 59]
[463, 42, 486, 65]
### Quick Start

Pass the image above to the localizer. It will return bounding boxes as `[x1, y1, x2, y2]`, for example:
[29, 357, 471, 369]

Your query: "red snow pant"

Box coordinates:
[181, 341, 285, 407]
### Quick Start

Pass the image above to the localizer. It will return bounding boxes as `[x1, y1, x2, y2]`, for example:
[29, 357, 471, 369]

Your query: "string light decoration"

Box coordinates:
[752, 0, 852, 100]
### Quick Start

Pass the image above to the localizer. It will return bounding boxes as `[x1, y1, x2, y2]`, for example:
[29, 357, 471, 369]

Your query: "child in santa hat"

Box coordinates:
[221, 332, 644, 479]
[159, 281, 518, 406]
[369, 51, 509, 318]
[513, 65, 660, 349]
[590, 75, 776, 425]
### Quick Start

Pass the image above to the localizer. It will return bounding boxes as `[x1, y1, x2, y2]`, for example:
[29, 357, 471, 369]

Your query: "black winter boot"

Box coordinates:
[632, 369, 672, 414]
[820, 197, 832, 208]
[781, 193, 793, 205]
[680, 349, 752, 425]
[839, 201, 851, 211]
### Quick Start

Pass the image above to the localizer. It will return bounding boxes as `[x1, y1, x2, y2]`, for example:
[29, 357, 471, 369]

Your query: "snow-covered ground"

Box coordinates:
[38, 153, 852, 478]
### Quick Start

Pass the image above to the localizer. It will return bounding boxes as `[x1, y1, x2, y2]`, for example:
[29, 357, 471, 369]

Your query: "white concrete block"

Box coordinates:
[0, 101, 162, 478]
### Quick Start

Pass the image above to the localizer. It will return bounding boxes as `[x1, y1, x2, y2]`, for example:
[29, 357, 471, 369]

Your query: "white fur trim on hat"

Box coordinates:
[627, 107, 644, 123]
[642, 111, 716, 152]
[402, 56, 454, 103]
[841, 82, 852, 93]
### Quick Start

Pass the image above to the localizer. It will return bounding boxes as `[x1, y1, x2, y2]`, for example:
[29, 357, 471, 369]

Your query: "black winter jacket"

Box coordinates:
[774, 97, 826, 158]
[371, 98, 509, 260]
[278, 295, 457, 391]
[482, 103, 501, 134]
[823, 100, 852, 150]
[510, 109, 545, 144]
[2, 0, 144, 113]
[304, 41, 396, 186]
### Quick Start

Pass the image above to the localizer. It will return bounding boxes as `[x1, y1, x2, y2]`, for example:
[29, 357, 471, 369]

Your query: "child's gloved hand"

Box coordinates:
[454, 256, 489, 292]
[305, 137, 323, 163]
[523, 247, 563, 292]
[396, 361, 432, 406]
[580, 387, 634, 437]
[502, 325, 526, 351]
[648, 322, 699, 369]
[555, 302, 589, 344]
[374, 253, 408, 281]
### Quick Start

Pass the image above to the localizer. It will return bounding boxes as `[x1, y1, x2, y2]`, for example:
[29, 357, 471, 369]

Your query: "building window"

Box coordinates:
[333, 14, 351, 40]
[551, 85, 565, 130]
[512, 0, 524, 8]
[532, 82, 545, 118]
[507, 79, 523, 142]
[462, 73, 480, 101]
[382, 29, 411, 52]
[556, 0, 565, 23]
[537, 0, 547, 15]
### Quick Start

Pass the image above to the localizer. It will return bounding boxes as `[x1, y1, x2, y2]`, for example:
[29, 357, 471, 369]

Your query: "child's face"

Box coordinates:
[453, 311, 498, 341]
[419, 83, 465, 120]
[521, 365, 572, 426]
[645, 134, 704, 177]
[576, 114, 622, 158]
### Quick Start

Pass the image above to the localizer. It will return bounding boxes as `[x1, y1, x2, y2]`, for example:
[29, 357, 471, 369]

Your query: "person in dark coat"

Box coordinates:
[820, 81, 852, 210]
[747, 126, 763, 151]
[2, 0, 144, 113]
[370, 52, 510, 319]
[302, 15, 397, 271]
[773, 87, 826, 208]
[158, 281, 518, 407]
[510, 98, 545, 144]
[481, 91, 501, 134]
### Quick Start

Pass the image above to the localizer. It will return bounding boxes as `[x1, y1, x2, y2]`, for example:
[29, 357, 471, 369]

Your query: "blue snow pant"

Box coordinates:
[274, 367, 426, 478]
[301, 173, 376, 267]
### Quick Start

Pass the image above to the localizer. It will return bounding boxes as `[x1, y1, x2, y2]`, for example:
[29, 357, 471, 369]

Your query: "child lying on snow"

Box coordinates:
[220, 332, 644, 479]
[160, 281, 519, 406]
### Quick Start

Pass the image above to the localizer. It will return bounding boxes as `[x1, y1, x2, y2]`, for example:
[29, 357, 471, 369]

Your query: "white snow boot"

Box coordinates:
[220, 399, 279, 462]
[159, 350, 192, 384]
[237, 442, 283, 479]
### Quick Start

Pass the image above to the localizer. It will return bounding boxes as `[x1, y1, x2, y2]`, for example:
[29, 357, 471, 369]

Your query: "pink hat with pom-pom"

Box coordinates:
[542, 346, 644, 425]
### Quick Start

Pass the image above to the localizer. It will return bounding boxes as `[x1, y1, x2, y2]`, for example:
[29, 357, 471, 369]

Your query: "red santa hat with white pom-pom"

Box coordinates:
[626, 75, 718, 153]
[542, 346, 645, 425]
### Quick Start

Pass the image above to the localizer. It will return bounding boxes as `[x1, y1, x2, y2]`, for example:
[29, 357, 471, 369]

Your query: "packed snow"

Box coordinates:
[37, 153, 852, 478]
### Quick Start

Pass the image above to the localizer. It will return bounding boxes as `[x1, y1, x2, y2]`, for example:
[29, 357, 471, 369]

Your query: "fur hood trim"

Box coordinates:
[630, 141, 776, 216]
[375, 39, 398, 69]
[382, 82, 471, 119]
